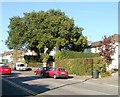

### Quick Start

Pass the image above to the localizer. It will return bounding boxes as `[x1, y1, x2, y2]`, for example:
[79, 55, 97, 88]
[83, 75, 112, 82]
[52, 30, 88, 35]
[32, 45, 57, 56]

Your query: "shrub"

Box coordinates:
[27, 62, 43, 67]
[54, 50, 62, 60]
[24, 55, 41, 63]
[54, 50, 100, 60]
[55, 57, 106, 76]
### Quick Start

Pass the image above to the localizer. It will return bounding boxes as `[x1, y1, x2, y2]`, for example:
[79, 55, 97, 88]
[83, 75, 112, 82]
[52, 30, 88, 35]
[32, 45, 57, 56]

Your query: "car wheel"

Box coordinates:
[54, 74, 57, 79]
[40, 73, 43, 76]
[45, 73, 48, 78]
[42, 73, 45, 76]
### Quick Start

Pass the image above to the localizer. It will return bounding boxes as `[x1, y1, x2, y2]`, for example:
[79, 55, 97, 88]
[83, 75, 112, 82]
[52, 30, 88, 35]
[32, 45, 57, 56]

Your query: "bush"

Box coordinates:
[24, 55, 38, 63]
[55, 57, 106, 76]
[54, 50, 100, 60]
[27, 62, 43, 67]
[24, 55, 42, 63]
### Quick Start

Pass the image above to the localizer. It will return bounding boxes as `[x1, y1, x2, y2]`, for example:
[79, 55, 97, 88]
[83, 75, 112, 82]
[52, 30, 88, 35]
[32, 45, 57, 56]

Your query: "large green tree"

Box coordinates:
[6, 9, 87, 56]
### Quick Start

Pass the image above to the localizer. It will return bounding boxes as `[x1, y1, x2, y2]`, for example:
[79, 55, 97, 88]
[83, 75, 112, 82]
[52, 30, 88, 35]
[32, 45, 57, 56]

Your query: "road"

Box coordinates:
[1, 70, 118, 96]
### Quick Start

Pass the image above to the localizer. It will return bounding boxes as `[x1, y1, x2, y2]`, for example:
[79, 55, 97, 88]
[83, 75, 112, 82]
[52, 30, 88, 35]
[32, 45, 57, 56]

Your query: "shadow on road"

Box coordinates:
[2, 71, 90, 96]
[48, 78, 90, 91]
[2, 73, 50, 96]
[68, 75, 74, 79]
[1, 72, 21, 78]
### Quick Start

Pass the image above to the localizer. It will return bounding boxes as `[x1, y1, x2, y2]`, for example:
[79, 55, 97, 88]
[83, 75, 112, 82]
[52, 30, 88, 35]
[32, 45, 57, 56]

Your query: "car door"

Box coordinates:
[0, 67, 1, 74]
[39, 68, 43, 74]
[35, 68, 40, 74]
[49, 68, 56, 77]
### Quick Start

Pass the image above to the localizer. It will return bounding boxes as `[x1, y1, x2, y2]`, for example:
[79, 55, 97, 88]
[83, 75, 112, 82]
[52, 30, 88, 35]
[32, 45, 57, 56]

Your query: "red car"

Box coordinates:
[34, 67, 50, 76]
[45, 68, 68, 79]
[0, 65, 12, 75]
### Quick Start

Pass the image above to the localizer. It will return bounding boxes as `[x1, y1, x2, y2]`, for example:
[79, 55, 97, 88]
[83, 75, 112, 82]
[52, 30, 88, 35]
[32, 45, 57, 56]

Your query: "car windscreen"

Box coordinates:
[1, 65, 9, 68]
[43, 67, 50, 70]
[19, 64, 25, 67]
[59, 68, 66, 72]
[48, 68, 56, 71]
[38, 68, 43, 70]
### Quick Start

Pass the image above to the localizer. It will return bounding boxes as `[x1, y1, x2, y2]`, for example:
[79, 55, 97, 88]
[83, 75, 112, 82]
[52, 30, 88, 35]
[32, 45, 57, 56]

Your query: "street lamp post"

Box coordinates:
[91, 57, 93, 78]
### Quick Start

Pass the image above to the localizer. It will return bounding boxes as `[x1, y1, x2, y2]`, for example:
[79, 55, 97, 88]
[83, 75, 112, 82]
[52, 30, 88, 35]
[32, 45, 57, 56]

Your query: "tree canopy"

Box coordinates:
[6, 9, 87, 55]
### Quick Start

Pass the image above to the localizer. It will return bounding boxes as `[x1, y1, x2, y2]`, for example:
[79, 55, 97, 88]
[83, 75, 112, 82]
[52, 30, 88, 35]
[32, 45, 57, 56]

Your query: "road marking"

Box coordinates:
[1, 77, 38, 96]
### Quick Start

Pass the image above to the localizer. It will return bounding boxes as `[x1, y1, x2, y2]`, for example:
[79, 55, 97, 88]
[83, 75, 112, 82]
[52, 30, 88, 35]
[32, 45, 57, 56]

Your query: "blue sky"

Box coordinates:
[0, 2, 118, 53]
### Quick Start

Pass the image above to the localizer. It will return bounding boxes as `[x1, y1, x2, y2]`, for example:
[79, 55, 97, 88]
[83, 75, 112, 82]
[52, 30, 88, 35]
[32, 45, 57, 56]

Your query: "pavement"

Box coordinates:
[73, 71, 118, 88]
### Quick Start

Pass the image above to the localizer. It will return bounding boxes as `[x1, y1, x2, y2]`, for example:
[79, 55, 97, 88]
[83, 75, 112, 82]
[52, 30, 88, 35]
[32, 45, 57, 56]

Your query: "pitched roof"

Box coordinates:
[91, 41, 102, 47]
[109, 34, 120, 42]
[0, 50, 24, 56]
[90, 34, 120, 47]
[3, 51, 14, 56]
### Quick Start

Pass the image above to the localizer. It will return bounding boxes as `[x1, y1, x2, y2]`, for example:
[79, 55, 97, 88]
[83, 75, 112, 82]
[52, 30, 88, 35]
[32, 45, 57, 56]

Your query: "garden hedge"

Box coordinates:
[54, 50, 100, 60]
[55, 57, 106, 76]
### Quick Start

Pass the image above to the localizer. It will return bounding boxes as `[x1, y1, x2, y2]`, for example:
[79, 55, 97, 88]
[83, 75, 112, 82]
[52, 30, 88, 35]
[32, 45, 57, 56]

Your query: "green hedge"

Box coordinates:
[54, 50, 100, 60]
[24, 55, 42, 63]
[27, 62, 43, 67]
[55, 57, 106, 76]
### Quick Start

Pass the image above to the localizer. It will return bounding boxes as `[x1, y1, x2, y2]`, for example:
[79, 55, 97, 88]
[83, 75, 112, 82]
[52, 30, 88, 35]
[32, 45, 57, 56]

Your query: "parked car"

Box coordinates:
[34, 67, 50, 76]
[13, 62, 28, 71]
[0, 65, 11, 75]
[45, 68, 68, 79]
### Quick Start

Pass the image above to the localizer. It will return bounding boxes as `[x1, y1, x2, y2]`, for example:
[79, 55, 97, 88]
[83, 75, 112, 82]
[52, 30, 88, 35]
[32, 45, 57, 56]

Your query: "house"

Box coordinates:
[0, 49, 37, 63]
[85, 34, 120, 70]
[0, 54, 3, 62]
[0, 51, 13, 63]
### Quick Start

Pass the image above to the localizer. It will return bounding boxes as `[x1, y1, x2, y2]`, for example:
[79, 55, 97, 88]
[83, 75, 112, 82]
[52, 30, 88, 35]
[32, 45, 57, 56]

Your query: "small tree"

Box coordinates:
[13, 50, 23, 62]
[98, 36, 116, 70]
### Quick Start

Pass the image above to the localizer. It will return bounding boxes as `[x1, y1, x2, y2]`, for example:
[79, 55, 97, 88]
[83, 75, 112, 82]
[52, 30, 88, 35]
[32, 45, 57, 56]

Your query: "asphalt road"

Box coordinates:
[1, 70, 118, 96]
[2, 78, 34, 96]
